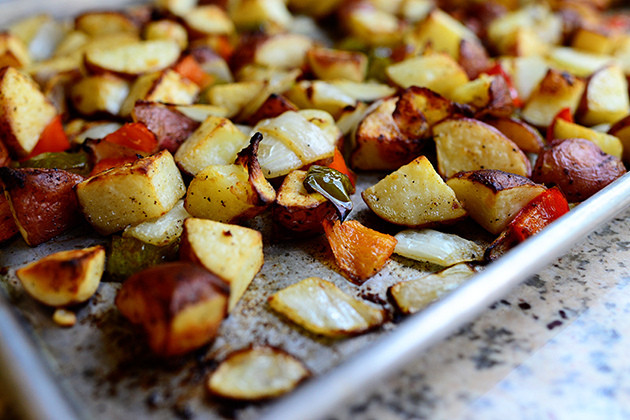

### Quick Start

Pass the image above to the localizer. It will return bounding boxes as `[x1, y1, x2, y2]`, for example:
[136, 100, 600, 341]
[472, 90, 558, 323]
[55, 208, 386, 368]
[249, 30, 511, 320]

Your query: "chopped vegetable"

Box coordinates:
[323, 219, 397, 284]
[269, 277, 386, 337]
[102, 122, 158, 154]
[394, 229, 484, 267]
[207, 346, 310, 401]
[26, 115, 70, 159]
[106, 235, 179, 281]
[303, 165, 353, 221]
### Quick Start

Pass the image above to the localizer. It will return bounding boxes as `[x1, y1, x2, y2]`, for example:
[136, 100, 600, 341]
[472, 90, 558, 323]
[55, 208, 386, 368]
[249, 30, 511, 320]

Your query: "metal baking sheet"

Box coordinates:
[1, 2, 630, 420]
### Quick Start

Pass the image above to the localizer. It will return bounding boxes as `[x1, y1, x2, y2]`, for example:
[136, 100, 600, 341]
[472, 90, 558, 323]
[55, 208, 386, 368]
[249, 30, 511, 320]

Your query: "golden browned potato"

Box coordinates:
[0, 167, 84, 246]
[450, 74, 514, 118]
[182, 5, 235, 38]
[75, 11, 139, 37]
[115, 261, 228, 356]
[84, 39, 181, 79]
[405, 9, 481, 61]
[76, 150, 186, 235]
[392, 86, 459, 140]
[184, 134, 276, 222]
[0, 32, 31, 68]
[131, 101, 200, 153]
[206, 80, 266, 118]
[286, 80, 356, 119]
[532, 138, 626, 202]
[70, 74, 130, 117]
[179, 217, 263, 312]
[120, 69, 199, 117]
[386, 52, 469, 98]
[0, 66, 57, 157]
[521, 68, 585, 128]
[362, 156, 468, 227]
[457, 38, 491, 80]
[269, 276, 386, 336]
[272, 170, 336, 235]
[433, 118, 531, 178]
[552, 118, 622, 158]
[174, 115, 249, 176]
[144, 19, 188, 50]
[351, 97, 427, 171]
[576, 65, 630, 127]
[207, 346, 310, 401]
[446, 170, 547, 234]
[15, 245, 105, 307]
[483, 116, 545, 154]
[306, 47, 367, 82]
[230, 0, 293, 31]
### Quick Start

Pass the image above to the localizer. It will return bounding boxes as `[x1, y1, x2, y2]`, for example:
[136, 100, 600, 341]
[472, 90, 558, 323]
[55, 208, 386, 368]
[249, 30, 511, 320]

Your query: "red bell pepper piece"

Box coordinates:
[90, 156, 139, 177]
[484, 63, 523, 108]
[327, 148, 356, 189]
[546, 107, 573, 143]
[27, 115, 70, 158]
[509, 187, 570, 242]
[173, 55, 214, 88]
[103, 123, 158, 154]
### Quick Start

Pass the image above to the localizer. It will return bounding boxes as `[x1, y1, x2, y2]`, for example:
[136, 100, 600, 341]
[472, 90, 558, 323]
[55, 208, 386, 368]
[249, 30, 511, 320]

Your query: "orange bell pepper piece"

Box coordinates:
[103, 123, 158, 154]
[173, 55, 214, 89]
[27, 115, 70, 158]
[327, 148, 356, 190]
[323, 218, 397, 284]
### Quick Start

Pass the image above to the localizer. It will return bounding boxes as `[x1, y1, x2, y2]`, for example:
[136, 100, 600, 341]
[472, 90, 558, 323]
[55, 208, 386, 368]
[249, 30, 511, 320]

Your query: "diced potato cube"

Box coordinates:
[76, 150, 186, 235]
[16, 245, 105, 307]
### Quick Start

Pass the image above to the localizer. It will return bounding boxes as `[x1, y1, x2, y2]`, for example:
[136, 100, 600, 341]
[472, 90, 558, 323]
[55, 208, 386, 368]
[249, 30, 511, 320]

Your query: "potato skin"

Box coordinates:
[115, 261, 229, 356]
[532, 138, 626, 202]
[0, 167, 84, 246]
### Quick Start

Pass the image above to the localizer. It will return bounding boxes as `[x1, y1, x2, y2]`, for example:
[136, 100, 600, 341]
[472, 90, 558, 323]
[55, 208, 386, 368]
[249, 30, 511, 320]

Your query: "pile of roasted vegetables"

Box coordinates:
[1, 0, 629, 402]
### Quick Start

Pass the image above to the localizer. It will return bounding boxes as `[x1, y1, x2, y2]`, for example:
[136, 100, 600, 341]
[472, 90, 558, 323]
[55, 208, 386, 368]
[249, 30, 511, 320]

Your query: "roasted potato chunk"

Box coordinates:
[120, 69, 199, 117]
[552, 118, 622, 158]
[446, 170, 547, 235]
[76, 150, 186, 235]
[0, 66, 57, 157]
[386, 53, 469, 98]
[306, 47, 367, 82]
[84, 39, 181, 79]
[362, 155, 467, 227]
[269, 276, 387, 336]
[16, 245, 105, 307]
[351, 97, 427, 171]
[116, 261, 228, 356]
[75, 11, 139, 37]
[0, 193, 18, 243]
[434, 118, 531, 178]
[174, 116, 249, 176]
[576, 65, 630, 127]
[184, 133, 276, 222]
[483, 116, 545, 154]
[272, 170, 336, 235]
[521, 69, 585, 128]
[389, 263, 478, 315]
[532, 138, 626, 202]
[0, 167, 84, 246]
[70, 74, 130, 117]
[207, 346, 310, 401]
[179, 217, 263, 312]
[0, 32, 31, 68]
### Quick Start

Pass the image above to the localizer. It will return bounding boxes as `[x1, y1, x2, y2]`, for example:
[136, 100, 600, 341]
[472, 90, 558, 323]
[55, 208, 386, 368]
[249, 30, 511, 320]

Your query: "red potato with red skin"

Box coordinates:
[0, 167, 84, 246]
[532, 138, 626, 202]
